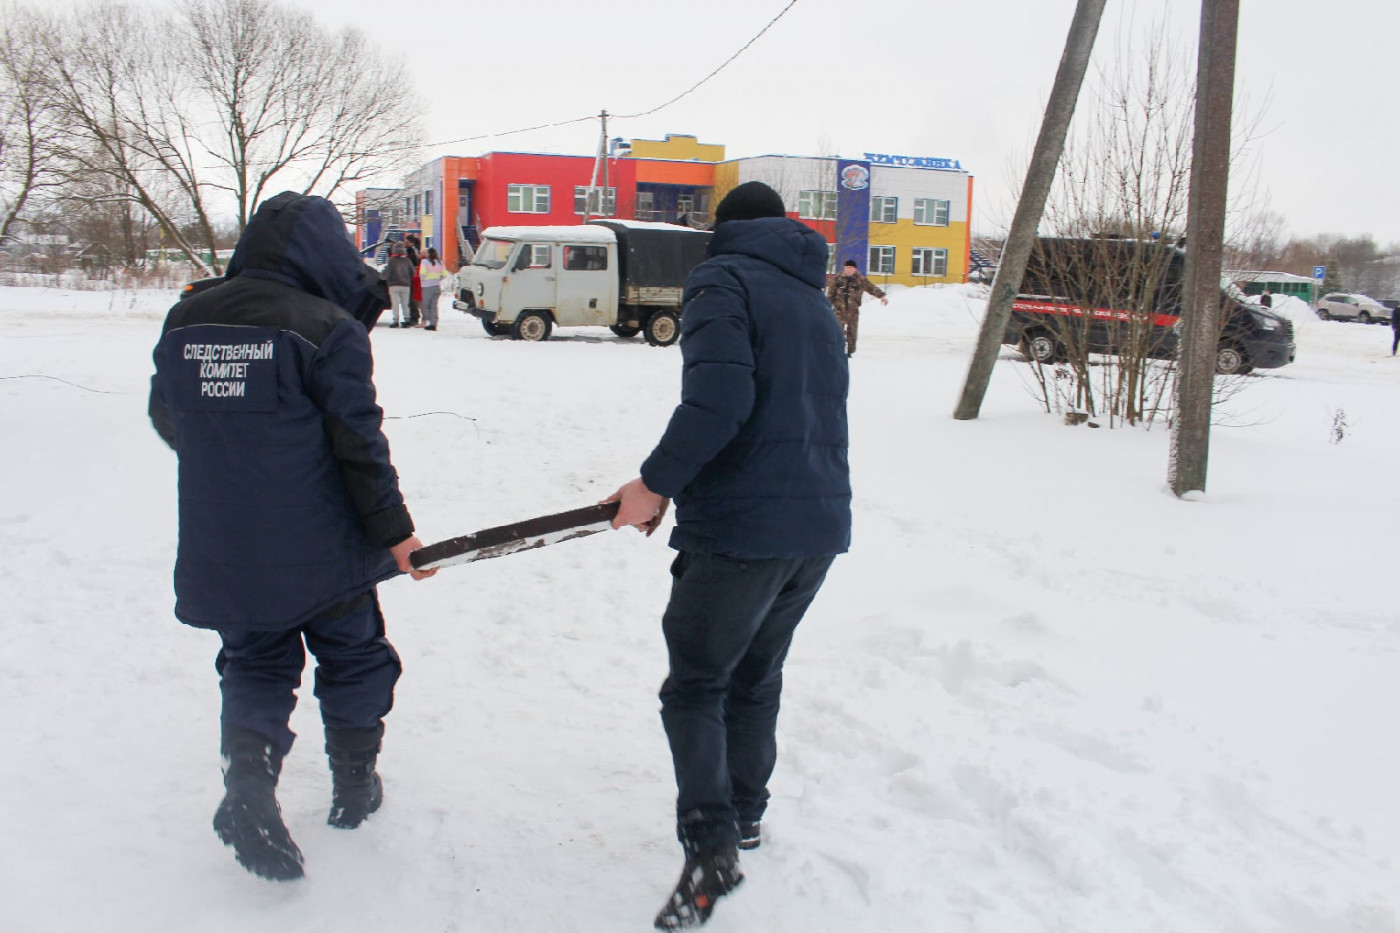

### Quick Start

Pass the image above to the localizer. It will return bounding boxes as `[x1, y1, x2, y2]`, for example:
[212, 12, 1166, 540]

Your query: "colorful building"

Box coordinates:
[357, 135, 974, 287]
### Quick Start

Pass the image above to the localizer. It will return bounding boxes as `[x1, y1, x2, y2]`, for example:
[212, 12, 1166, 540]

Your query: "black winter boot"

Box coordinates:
[212, 726, 304, 881]
[325, 723, 384, 829]
[653, 846, 744, 930]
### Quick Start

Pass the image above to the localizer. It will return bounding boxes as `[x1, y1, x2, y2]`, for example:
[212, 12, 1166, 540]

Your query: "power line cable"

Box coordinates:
[612, 0, 799, 119]
[414, 0, 801, 152]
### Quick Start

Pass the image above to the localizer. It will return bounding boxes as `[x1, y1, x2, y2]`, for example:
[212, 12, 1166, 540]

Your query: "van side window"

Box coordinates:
[564, 245, 608, 271]
[514, 244, 552, 270]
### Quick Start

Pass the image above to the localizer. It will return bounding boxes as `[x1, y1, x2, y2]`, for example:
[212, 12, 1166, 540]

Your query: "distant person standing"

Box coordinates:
[405, 234, 423, 327]
[825, 259, 887, 357]
[1260, 288, 1273, 308]
[384, 245, 414, 328]
[419, 247, 447, 331]
[1390, 302, 1399, 355]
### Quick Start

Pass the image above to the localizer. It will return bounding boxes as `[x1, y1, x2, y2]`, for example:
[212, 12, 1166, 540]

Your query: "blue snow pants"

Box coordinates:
[215, 590, 402, 756]
[658, 551, 836, 856]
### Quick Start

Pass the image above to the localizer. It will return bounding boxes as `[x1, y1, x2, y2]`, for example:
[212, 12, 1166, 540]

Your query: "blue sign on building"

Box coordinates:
[1312, 265, 1327, 280]
[836, 160, 872, 274]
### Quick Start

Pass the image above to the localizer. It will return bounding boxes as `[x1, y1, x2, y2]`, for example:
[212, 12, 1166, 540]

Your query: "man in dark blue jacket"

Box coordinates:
[149, 192, 436, 882]
[607, 181, 851, 930]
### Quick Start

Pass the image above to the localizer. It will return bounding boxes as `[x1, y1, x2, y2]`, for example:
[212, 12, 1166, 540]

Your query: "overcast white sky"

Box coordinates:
[296, 0, 1394, 245]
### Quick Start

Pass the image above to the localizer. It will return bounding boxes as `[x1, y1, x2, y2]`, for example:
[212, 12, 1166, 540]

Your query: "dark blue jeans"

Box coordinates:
[659, 551, 836, 855]
[216, 590, 402, 756]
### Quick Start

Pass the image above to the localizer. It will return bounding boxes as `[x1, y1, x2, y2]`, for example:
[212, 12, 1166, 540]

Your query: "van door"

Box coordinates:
[500, 242, 557, 322]
[555, 243, 617, 326]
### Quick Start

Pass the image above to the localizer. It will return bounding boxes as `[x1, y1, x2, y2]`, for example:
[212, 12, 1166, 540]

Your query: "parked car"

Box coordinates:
[1001, 236, 1296, 376]
[1316, 292, 1390, 324]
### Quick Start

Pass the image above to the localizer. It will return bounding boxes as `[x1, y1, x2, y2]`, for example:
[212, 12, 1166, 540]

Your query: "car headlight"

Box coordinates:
[476, 282, 485, 296]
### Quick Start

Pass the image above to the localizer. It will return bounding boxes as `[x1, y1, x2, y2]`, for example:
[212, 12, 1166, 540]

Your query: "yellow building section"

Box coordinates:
[712, 162, 740, 203]
[865, 219, 970, 287]
[626, 135, 725, 162]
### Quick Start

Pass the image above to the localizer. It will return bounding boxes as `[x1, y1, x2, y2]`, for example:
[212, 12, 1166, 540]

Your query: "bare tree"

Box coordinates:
[178, 0, 423, 230]
[1012, 19, 1264, 428]
[42, 2, 222, 274]
[0, 2, 68, 246]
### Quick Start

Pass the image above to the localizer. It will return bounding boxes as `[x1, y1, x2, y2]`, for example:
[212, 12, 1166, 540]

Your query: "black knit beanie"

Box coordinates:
[714, 181, 787, 226]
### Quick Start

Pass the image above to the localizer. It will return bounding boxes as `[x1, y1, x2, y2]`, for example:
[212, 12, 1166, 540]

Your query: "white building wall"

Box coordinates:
[736, 156, 838, 207]
[870, 165, 968, 223]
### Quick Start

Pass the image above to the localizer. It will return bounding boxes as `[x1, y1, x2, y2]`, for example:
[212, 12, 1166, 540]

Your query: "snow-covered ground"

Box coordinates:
[1, 284, 1396, 933]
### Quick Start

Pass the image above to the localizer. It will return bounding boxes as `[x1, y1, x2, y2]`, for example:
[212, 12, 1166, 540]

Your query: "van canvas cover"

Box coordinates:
[588, 220, 711, 289]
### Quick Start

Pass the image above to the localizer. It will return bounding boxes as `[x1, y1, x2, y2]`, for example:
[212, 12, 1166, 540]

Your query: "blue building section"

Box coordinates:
[835, 160, 871, 274]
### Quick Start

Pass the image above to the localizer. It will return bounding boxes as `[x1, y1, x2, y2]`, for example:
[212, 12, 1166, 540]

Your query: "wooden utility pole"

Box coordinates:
[583, 110, 606, 223]
[1169, 0, 1240, 497]
[953, 0, 1107, 421]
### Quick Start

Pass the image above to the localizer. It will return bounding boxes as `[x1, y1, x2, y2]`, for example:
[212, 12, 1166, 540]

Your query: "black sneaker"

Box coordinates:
[653, 847, 743, 930]
[738, 821, 761, 851]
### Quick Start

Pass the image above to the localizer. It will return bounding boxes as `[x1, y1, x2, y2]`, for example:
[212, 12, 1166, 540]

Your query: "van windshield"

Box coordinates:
[473, 238, 515, 270]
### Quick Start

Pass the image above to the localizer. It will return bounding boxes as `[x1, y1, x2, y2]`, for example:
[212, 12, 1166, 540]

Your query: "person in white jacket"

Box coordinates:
[418, 248, 448, 331]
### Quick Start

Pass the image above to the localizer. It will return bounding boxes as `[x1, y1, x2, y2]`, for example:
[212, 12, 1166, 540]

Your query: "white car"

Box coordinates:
[1316, 292, 1390, 324]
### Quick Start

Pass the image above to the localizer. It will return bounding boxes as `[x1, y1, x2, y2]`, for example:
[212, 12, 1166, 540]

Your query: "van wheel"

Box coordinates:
[512, 310, 552, 342]
[609, 324, 641, 338]
[1024, 331, 1063, 364]
[482, 320, 511, 337]
[1359, 311, 1373, 325]
[1215, 343, 1251, 375]
[644, 310, 680, 347]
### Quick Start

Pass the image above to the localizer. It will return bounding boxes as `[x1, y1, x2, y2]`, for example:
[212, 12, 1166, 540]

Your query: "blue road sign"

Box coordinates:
[1313, 265, 1327, 279]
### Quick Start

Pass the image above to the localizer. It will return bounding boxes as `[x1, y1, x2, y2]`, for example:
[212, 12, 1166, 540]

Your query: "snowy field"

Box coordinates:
[1, 283, 1397, 933]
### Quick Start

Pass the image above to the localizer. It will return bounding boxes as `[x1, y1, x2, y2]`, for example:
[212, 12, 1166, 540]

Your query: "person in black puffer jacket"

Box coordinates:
[606, 181, 851, 930]
[149, 192, 436, 882]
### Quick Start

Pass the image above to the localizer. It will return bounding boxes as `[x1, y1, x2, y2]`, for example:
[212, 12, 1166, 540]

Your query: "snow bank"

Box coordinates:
[1, 284, 1396, 933]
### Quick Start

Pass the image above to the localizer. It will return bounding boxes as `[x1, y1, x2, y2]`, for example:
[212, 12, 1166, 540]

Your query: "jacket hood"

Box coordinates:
[226, 192, 378, 318]
[708, 216, 830, 289]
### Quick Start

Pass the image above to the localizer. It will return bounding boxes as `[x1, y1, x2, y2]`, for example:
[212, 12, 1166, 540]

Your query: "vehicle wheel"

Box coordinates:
[1024, 330, 1062, 364]
[1359, 311, 1372, 325]
[644, 310, 680, 347]
[1215, 342, 1250, 376]
[1317, 308, 1330, 320]
[609, 324, 641, 338]
[482, 319, 511, 337]
[511, 310, 552, 342]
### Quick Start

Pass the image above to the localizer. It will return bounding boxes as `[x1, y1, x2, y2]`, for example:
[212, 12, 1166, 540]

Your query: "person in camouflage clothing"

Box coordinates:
[826, 260, 888, 357]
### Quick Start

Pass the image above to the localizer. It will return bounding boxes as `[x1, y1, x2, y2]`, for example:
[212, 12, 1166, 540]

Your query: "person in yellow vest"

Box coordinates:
[418, 248, 448, 331]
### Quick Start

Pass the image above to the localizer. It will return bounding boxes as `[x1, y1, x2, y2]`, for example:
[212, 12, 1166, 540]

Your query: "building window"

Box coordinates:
[508, 185, 551, 213]
[424, 191, 433, 215]
[914, 198, 950, 226]
[868, 245, 895, 275]
[563, 245, 608, 271]
[677, 194, 694, 214]
[826, 243, 837, 274]
[636, 191, 655, 220]
[574, 186, 616, 216]
[912, 247, 948, 277]
[798, 190, 837, 220]
[870, 196, 897, 223]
